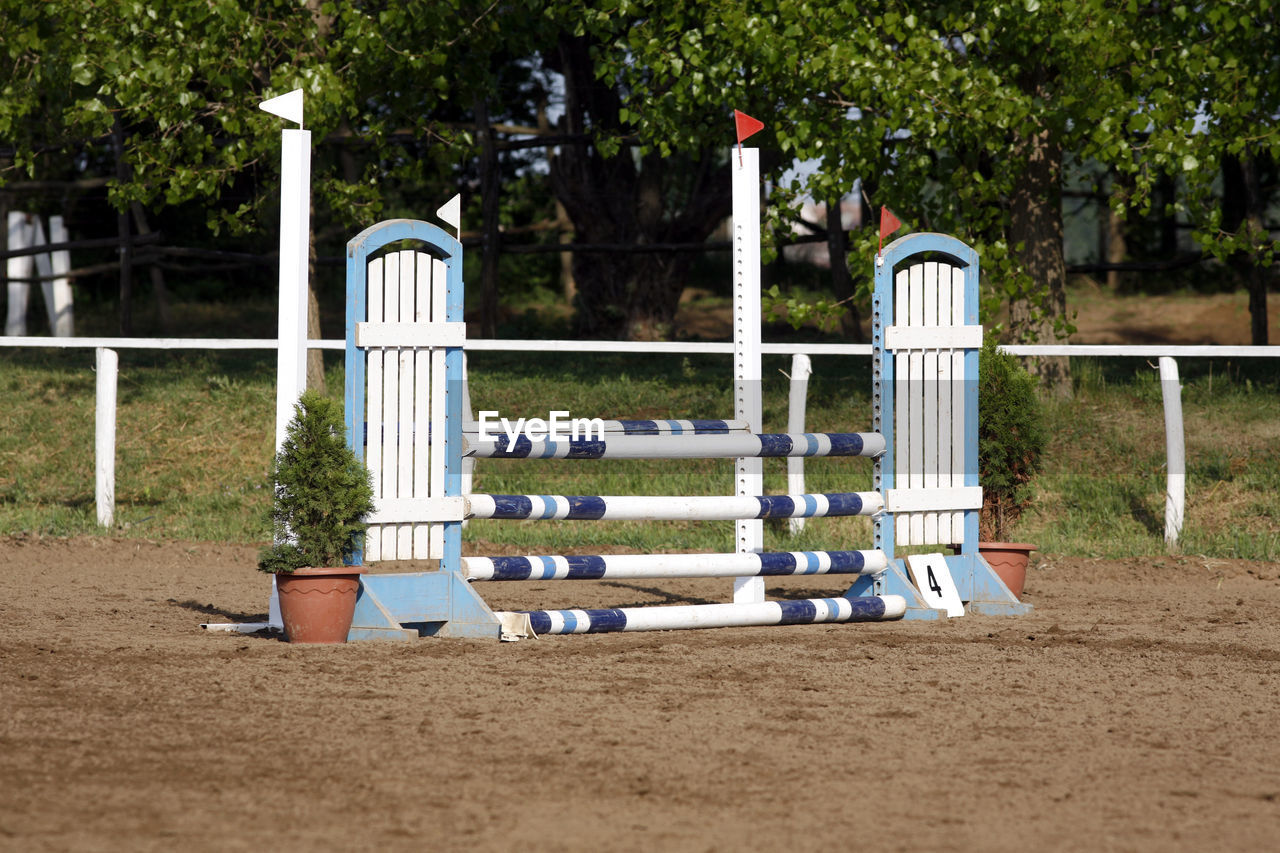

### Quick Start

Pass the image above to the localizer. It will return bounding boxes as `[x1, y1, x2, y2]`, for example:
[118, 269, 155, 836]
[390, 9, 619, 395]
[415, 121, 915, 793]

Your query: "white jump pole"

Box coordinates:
[46, 215, 74, 336]
[95, 347, 118, 527]
[1159, 356, 1185, 549]
[6, 212, 32, 336]
[733, 146, 764, 604]
[262, 88, 309, 631]
[786, 353, 813, 535]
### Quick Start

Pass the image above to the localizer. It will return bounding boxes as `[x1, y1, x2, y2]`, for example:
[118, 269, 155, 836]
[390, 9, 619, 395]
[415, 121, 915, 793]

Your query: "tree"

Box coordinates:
[577, 0, 1280, 384]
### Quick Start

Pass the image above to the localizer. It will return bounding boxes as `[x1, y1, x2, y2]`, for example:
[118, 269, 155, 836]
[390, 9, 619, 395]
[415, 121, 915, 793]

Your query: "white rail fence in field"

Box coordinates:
[2, 334, 1277, 544]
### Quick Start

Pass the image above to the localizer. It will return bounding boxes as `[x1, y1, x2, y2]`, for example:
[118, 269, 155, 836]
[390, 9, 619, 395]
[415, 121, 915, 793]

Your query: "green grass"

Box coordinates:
[2, 346, 1277, 560]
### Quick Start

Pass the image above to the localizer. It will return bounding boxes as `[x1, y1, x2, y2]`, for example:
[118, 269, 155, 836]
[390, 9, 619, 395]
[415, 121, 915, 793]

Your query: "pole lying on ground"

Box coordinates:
[1159, 356, 1185, 548]
[95, 347, 118, 527]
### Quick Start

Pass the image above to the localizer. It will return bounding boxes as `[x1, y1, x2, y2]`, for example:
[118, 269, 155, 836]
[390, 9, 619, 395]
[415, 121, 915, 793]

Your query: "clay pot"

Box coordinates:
[977, 543, 1035, 600]
[275, 567, 365, 643]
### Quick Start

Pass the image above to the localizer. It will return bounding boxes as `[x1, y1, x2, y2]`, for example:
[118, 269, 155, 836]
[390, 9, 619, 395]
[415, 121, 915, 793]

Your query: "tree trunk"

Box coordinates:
[1223, 153, 1271, 345]
[130, 202, 171, 333]
[548, 33, 732, 340]
[1105, 180, 1128, 292]
[111, 117, 134, 335]
[475, 97, 501, 339]
[1008, 124, 1070, 395]
[1239, 156, 1269, 346]
[825, 198, 864, 343]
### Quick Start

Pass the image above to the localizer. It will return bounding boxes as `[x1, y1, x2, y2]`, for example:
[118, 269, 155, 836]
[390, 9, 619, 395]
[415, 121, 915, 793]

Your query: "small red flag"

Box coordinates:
[734, 110, 764, 144]
[878, 206, 903, 257]
[733, 110, 764, 165]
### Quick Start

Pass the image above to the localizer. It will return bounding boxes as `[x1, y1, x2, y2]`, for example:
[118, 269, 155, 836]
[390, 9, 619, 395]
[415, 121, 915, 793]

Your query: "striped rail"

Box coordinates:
[465, 431, 884, 459]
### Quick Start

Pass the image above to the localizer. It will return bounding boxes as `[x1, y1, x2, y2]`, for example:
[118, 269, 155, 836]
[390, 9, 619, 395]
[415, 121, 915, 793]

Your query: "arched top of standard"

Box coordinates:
[877, 231, 977, 272]
[345, 218, 461, 264]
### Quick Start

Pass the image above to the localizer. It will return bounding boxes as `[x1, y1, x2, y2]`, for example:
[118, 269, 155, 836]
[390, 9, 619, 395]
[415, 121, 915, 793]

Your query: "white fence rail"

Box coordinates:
[2, 335, 1276, 543]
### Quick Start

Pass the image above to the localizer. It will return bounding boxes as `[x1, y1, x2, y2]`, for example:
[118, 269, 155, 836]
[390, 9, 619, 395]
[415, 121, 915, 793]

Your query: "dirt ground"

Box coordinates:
[3, 536, 1280, 852]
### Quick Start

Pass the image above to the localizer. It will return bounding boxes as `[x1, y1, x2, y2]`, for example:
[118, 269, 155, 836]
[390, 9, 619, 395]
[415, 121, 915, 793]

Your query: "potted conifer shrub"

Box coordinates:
[258, 389, 376, 643]
[977, 335, 1047, 598]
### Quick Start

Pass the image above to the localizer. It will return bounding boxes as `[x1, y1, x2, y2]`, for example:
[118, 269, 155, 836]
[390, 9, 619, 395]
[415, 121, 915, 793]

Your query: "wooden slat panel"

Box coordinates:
[908, 262, 925, 545]
[937, 264, 956, 545]
[396, 250, 416, 558]
[412, 252, 432, 558]
[922, 261, 939, 544]
[381, 253, 401, 558]
[428, 256, 449, 559]
[365, 257, 385, 562]
[884, 325, 983, 350]
[951, 265, 967, 543]
[894, 267, 911, 546]
[355, 321, 466, 348]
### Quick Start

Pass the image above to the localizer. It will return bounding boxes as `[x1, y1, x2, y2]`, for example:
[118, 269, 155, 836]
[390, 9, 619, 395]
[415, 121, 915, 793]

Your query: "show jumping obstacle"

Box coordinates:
[340, 147, 1029, 641]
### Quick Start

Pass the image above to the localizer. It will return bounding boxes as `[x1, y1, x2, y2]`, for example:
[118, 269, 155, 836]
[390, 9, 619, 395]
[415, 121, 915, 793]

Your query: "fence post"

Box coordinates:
[95, 347, 118, 527]
[786, 353, 813, 535]
[1159, 357, 1185, 549]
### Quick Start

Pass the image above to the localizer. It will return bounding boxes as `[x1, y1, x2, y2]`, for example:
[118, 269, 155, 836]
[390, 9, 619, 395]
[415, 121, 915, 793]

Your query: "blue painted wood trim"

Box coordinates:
[344, 219, 463, 568]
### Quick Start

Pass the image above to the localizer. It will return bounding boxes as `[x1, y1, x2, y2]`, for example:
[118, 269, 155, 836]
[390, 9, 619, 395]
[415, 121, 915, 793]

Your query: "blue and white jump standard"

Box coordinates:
[340, 150, 1028, 642]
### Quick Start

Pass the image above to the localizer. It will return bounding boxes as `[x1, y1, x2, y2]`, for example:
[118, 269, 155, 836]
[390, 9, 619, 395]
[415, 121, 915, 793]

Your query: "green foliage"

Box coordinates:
[978, 336, 1047, 541]
[574, 0, 1280, 329]
[257, 390, 374, 573]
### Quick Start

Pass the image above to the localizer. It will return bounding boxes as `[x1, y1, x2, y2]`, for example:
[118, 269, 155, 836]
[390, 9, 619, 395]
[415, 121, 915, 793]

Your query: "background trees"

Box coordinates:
[2, 0, 1275, 364]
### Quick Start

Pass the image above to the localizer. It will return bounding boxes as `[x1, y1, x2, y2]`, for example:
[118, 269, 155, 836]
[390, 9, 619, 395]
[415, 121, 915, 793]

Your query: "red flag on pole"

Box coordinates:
[734, 110, 764, 164]
[878, 206, 902, 257]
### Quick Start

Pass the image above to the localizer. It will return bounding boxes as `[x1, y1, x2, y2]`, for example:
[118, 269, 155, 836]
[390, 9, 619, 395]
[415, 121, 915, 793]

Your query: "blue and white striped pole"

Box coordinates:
[501, 594, 907, 636]
[463, 549, 889, 581]
[466, 432, 885, 460]
[466, 492, 884, 521]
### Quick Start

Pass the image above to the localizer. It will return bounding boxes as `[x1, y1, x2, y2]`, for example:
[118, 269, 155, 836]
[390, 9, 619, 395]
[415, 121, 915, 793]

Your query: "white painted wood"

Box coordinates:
[396, 250, 416, 558]
[907, 262, 925, 545]
[950, 266, 967, 543]
[46, 216, 74, 336]
[894, 267, 911, 546]
[367, 496, 466, 525]
[354, 321, 466, 348]
[6, 212, 32, 336]
[786, 353, 812, 535]
[937, 266, 956, 545]
[885, 486, 983, 512]
[922, 262, 940, 544]
[413, 252, 433, 557]
[365, 257, 385, 562]
[732, 147, 764, 604]
[883, 325, 983, 351]
[380, 252, 401, 558]
[274, 128, 310, 457]
[95, 347, 118, 527]
[1160, 357, 1185, 548]
[429, 256, 449, 559]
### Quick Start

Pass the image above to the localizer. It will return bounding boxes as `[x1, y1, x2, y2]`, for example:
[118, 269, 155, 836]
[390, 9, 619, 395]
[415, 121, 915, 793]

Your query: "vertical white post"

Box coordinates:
[1159, 357, 1185, 549]
[6, 212, 32, 336]
[261, 89, 308, 631]
[46, 215, 74, 336]
[274, 126, 311, 453]
[786, 353, 812, 536]
[733, 147, 764, 604]
[95, 347, 118, 527]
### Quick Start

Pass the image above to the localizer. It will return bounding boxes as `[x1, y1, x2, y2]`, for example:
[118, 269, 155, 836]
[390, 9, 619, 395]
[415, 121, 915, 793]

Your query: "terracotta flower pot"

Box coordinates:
[977, 542, 1035, 600]
[275, 567, 365, 643]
